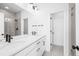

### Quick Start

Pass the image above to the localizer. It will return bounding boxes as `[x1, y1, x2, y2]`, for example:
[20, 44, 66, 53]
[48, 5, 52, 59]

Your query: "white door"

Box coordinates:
[69, 3, 79, 56]
[76, 3, 79, 56]
[0, 12, 4, 38]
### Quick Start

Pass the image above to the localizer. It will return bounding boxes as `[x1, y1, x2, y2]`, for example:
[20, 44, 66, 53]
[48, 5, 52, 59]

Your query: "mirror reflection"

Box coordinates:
[0, 3, 28, 37]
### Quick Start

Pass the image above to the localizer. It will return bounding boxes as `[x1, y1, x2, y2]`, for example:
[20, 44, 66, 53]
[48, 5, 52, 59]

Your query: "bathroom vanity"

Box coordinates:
[0, 35, 46, 56]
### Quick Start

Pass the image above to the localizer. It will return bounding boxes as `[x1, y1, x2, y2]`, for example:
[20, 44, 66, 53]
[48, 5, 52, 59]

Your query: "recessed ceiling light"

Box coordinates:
[4, 6, 9, 9]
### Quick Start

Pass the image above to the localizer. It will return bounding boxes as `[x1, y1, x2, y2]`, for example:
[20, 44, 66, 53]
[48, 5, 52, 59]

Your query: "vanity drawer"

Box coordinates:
[27, 45, 45, 56]
[27, 39, 46, 56]
[36, 38, 43, 47]
[27, 47, 41, 56]
[14, 43, 37, 56]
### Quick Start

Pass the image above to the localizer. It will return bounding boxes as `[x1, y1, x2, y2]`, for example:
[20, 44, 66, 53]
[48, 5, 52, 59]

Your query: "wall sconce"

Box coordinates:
[32, 5, 37, 10]
[5, 18, 10, 22]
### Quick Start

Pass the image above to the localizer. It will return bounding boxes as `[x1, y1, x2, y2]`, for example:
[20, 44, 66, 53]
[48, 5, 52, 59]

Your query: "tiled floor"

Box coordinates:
[43, 44, 64, 56]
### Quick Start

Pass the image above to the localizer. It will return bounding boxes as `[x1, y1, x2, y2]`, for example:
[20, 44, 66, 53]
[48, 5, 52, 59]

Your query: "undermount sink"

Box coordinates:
[11, 40, 25, 44]
[0, 38, 8, 49]
[0, 42, 9, 49]
[0, 37, 26, 50]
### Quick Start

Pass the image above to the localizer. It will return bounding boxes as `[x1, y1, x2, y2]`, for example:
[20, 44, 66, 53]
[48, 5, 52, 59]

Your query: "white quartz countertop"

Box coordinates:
[0, 35, 46, 56]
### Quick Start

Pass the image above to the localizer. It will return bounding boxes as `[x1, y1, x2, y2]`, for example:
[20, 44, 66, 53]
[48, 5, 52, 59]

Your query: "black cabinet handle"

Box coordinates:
[72, 45, 77, 49]
[1, 34, 4, 36]
[72, 45, 79, 51]
[37, 41, 40, 44]
[76, 46, 79, 51]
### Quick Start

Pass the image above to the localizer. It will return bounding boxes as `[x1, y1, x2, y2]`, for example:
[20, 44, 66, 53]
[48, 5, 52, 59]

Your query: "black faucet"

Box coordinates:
[6, 34, 8, 42]
[6, 34, 13, 43]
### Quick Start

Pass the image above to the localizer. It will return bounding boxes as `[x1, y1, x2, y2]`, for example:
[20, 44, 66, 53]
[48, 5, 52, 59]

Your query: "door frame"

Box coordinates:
[64, 3, 76, 56]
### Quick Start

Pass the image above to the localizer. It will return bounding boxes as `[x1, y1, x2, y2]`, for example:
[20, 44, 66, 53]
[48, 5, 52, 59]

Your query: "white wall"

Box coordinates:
[20, 10, 48, 36]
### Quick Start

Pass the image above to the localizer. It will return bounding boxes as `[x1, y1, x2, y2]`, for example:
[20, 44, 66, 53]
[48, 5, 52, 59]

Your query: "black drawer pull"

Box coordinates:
[1, 34, 4, 36]
[36, 48, 40, 52]
[72, 45, 79, 51]
[37, 41, 40, 44]
[76, 46, 79, 51]
[72, 45, 77, 49]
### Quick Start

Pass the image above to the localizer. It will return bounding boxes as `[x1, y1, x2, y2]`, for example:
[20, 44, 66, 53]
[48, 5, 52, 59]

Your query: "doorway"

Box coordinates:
[23, 18, 28, 34]
[50, 11, 64, 56]
[4, 18, 15, 36]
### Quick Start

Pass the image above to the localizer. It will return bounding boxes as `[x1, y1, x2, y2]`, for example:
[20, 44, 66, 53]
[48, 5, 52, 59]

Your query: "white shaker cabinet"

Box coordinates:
[14, 36, 46, 56]
[27, 36, 46, 56]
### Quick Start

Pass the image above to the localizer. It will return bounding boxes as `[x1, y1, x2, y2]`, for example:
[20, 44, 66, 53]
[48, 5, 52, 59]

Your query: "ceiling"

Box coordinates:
[0, 3, 24, 13]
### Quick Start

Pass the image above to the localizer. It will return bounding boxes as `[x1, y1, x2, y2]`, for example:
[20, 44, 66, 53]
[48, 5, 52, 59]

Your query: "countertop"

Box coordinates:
[0, 35, 46, 56]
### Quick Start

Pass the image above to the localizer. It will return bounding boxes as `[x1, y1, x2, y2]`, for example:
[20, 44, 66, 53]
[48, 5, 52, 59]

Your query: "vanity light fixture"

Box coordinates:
[32, 5, 38, 10]
[29, 3, 39, 11]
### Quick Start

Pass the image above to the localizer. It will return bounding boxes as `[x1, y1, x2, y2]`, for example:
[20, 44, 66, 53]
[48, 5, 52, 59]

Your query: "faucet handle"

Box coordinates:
[1, 34, 4, 36]
[9, 35, 13, 39]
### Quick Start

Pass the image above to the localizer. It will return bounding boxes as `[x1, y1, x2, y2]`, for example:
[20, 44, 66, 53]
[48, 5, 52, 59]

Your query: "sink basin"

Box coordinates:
[11, 38, 27, 42]
[0, 42, 9, 49]
[0, 36, 27, 50]
[0, 38, 9, 49]
[0, 41, 25, 49]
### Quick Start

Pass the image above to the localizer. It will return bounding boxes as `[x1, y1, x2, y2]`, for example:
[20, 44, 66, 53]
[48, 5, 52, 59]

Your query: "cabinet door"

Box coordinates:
[29, 38, 45, 56]
[37, 48, 42, 56]
[27, 42, 41, 56]
[37, 40, 46, 56]
[0, 13, 4, 38]
[28, 44, 44, 56]
[27, 47, 38, 56]
[36, 39, 43, 56]
[41, 37, 46, 55]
